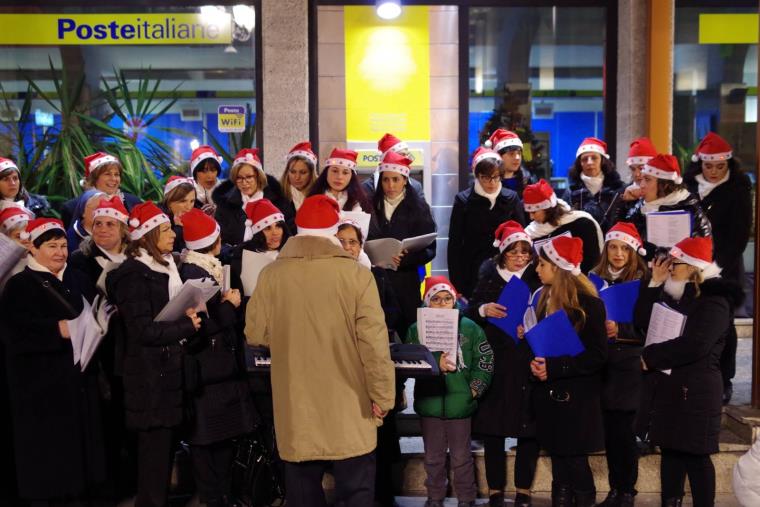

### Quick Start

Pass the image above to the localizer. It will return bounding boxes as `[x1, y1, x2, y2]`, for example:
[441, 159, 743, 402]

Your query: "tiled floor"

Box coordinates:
[392, 493, 741, 506]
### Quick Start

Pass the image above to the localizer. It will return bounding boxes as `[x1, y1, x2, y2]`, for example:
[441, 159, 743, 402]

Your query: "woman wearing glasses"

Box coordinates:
[635, 237, 741, 507]
[525, 236, 607, 507]
[467, 220, 541, 507]
[448, 147, 525, 300]
[213, 148, 295, 248]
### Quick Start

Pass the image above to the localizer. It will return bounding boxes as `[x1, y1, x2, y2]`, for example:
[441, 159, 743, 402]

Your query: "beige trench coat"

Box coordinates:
[245, 235, 396, 462]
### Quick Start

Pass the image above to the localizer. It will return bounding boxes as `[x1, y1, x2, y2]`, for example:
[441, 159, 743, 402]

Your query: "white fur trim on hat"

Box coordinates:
[233, 153, 263, 173]
[472, 151, 502, 170]
[93, 207, 128, 225]
[523, 192, 557, 213]
[382, 140, 409, 156]
[296, 223, 340, 237]
[325, 157, 357, 172]
[24, 222, 64, 242]
[424, 283, 456, 306]
[641, 163, 682, 184]
[287, 150, 318, 165]
[605, 230, 646, 256]
[494, 231, 532, 253]
[185, 224, 221, 251]
[692, 151, 732, 163]
[576, 143, 609, 159]
[493, 137, 523, 152]
[541, 241, 581, 276]
[626, 156, 653, 166]
[0, 160, 19, 173]
[378, 162, 410, 178]
[129, 213, 170, 240]
[191, 152, 223, 172]
[164, 177, 195, 196]
[247, 212, 285, 236]
[88, 154, 119, 173]
[669, 245, 711, 271]
[1, 214, 29, 233]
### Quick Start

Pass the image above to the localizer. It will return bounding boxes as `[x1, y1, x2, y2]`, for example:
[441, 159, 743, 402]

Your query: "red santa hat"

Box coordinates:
[692, 132, 732, 163]
[493, 220, 531, 253]
[92, 195, 129, 225]
[128, 201, 170, 240]
[0, 206, 32, 233]
[296, 195, 341, 237]
[287, 141, 318, 166]
[669, 236, 713, 270]
[324, 148, 358, 173]
[523, 179, 558, 212]
[378, 150, 413, 178]
[21, 218, 64, 242]
[485, 129, 523, 151]
[163, 175, 195, 196]
[626, 137, 657, 166]
[190, 145, 223, 175]
[471, 147, 502, 171]
[605, 221, 646, 256]
[244, 198, 285, 239]
[232, 148, 264, 175]
[84, 151, 120, 178]
[641, 154, 682, 184]
[576, 137, 609, 159]
[182, 208, 221, 251]
[423, 275, 457, 306]
[377, 133, 408, 156]
[541, 235, 583, 276]
[0, 157, 19, 174]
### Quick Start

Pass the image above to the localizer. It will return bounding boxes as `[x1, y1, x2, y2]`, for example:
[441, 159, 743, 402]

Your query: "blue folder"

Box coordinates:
[599, 280, 640, 323]
[588, 272, 607, 292]
[525, 310, 585, 358]
[487, 276, 531, 343]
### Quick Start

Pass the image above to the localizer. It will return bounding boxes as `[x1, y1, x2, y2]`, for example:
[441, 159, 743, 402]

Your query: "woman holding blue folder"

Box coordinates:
[590, 222, 648, 507]
[467, 220, 541, 507]
[525, 235, 607, 507]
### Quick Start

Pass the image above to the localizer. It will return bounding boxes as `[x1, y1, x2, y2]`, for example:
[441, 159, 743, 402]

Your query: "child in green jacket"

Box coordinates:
[406, 276, 493, 507]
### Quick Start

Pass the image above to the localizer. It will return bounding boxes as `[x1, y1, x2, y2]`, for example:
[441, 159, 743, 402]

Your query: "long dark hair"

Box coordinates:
[683, 156, 743, 186]
[308, 169, 371, 213]
[0, 167, 31, 203]
[244, 220, 290, 253]
[568, 155, 618, 183]
[372, 173, 424, 216]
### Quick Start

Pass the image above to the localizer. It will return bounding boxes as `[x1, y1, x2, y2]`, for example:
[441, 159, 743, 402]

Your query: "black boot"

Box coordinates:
[488, 492, 504, 507]
[514, 492, 532, 507]
[598, 489, 620, 506]
[551, 484, 574, 507]
[574, 489, 596, 507]
[662, 498, 682, 507]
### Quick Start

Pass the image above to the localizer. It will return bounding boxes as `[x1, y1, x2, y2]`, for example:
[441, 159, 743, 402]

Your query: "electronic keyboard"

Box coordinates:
[245, 343, 440, 378]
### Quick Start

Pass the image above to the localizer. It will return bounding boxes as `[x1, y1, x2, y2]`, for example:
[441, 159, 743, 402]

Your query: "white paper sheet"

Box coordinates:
[66, 297, 91, 366]
[79, 295, 115, 371]
[240, 250, 276, 297]
[0, 234, 26, 279]
[416, 307, 459, 361]
[645, 210, 692, 248]
[154, 278, 219, 322]
[222, 265, 231, 293]
[645, 302, 687, 375]
[364, 232, 436, 271]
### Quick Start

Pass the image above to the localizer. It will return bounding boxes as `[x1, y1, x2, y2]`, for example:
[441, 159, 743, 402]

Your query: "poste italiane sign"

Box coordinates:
[0, 14, 232, 45]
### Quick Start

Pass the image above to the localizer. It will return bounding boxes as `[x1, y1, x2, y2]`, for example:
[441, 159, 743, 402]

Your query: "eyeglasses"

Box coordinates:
[506, 249, 531, 257]
[430, 295, 455, 305]
[477, 174, 501, 183]
[236, 175, 257, 183]
[338, 238, 360, 248]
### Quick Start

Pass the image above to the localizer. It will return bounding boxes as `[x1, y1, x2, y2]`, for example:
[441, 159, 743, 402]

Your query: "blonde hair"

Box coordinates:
[591, 242, 649, 282]
[84, 162, 122, 190]
[537, 251, 599, 331]
[280, 156, 318, 200]
[230, 163, 267, 192]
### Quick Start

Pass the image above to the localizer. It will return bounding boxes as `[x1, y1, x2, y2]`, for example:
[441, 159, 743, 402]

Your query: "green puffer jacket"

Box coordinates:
[406, 312, 494, 419]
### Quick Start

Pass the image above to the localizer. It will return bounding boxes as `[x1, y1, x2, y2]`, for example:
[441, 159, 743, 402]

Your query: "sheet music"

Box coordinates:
[79, 295, 115, 371]
[364, 232, 436, 271]
[417, 307, 459, 361]
[645, 210, 692, 248]
[66, 296, 92, 366]
[154, 278, 219, 322]
[645, 302, 687, 375]
[0, 234, 26, 279]
[240, 250, 275, 297]
[222, 265, 231, 293]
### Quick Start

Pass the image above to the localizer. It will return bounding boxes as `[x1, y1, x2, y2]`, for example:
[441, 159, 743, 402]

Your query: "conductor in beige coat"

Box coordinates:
[245, 194, 396, 507]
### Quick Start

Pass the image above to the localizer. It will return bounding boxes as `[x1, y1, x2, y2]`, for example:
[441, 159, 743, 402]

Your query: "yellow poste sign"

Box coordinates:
[699, 14, 758, 44]
[355, 149, 424, 168]
[344, 6, 430, 142]
[0, 13, 232, 45]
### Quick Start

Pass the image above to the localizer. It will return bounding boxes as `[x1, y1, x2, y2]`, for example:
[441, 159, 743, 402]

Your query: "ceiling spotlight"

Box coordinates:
[376, 0, 401, 20]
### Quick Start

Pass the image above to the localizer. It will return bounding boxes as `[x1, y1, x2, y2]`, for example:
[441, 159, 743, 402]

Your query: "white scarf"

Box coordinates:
[695, 172, 730, 200]
[262, 248, 280, 260]
[663, 277, 688, 301]
[496, 264, 528, 283]
[135, 248, 183, 299]
[524, 199, 604, 251]
[291, 187, 306, 210]
[326, 190, 361, 212]
[181, 249, 224, 286]
[474, 180, 502, 210]
[607, 266, 625, 281]
[241, 190, 264, 209]
[580, 173, 604, 196]
[641, 188, 692, 214]
[27, 255, 66, 281]
[383, 189, 406, 221]
[0, 198, 26, 211]
[194, 180, 219, 206]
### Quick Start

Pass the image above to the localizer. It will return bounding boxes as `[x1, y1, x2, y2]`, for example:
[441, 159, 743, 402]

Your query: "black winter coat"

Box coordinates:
[532, 293, 608, 455]
[106, 258, 198, 430]
[635, 277, 743, 454]
[447, 185, 525, 299]
[179, 262, 258, 446]
[213, 177, 295, 247]
[561, 171, 624, 231]
[684, 168, 752, 284]
[0, 268, 105, 498]
[501, 166, 538, 199]
[622, 192, 711, 258]
[467, 259, 541, 437]
[368, 190, 436, 336]
[530, 215, 602, 274]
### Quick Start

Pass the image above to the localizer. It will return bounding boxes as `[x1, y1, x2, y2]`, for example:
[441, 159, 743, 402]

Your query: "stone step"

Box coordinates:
[735, 318, 753, 338]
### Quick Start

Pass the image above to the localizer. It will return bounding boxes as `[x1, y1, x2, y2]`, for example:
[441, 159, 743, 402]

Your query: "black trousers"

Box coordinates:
[603, 410, 639, 494]
[284, 451, 375, 507]
[375, 409, 400, 504]
[135, 427, 175, 507]
[190, 440, 236, 504]
[551, 455, 595, 492]
[719, 324, 737, 388]
[660, 448, 715, 507]
[483, 436, 540, 491]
